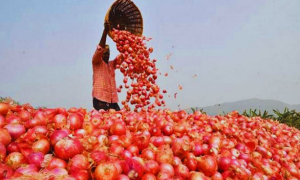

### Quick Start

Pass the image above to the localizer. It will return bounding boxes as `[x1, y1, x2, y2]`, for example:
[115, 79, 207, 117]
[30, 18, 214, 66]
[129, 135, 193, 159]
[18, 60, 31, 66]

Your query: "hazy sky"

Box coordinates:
[1, 0, 300, 111]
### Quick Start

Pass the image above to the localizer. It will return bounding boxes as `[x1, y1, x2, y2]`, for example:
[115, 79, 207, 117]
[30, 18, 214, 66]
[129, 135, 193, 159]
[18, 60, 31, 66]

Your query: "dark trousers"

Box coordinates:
[93, 98, 120, 111]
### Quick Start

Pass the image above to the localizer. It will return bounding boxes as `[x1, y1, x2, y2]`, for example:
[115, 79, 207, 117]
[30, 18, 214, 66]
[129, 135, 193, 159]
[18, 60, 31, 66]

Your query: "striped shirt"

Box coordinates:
[92, 45, 118, 103]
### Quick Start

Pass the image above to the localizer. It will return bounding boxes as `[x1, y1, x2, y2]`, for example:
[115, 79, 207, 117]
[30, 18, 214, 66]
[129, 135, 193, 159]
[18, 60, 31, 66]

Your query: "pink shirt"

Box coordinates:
[92, 46, 118, 103]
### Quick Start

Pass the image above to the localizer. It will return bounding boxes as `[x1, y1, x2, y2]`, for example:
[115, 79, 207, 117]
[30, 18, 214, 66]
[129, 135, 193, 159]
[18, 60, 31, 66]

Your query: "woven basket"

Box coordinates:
[105, 0, 143, 39]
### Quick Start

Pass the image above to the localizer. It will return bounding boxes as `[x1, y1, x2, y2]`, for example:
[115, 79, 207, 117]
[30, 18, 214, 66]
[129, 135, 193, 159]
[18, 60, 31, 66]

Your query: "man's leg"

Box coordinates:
[93, 98, 110, 111]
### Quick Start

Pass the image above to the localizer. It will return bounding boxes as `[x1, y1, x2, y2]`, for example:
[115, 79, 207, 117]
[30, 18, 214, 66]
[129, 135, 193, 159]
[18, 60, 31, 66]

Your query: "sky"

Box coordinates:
[1, 0, 300, 111]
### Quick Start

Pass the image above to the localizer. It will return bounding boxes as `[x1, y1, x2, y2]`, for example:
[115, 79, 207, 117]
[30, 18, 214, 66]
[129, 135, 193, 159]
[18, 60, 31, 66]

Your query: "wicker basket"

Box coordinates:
[105, 0, 143, 39]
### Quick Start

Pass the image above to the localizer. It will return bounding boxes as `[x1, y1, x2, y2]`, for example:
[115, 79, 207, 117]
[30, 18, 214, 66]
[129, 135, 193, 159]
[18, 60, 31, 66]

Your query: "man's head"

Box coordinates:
[103, 44, 110, 63]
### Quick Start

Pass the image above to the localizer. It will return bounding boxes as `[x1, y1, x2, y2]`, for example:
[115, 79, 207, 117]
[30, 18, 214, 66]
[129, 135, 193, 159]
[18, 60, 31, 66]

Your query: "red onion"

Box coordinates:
[90, 150, 108, 165]
[32, 138, 50, 154]
[46, 157, 68, 170]
[159, 162, 174, 176]
[67, 113, 83, 130]
[14, 164, 39, 175]
[4, 124, 26, 140]
[144, 160, 159, 175]
[53, 114, 67, 129]
[110, 121, 126, 136]
[50, 130, 69, 147]
[174, 164, 189, 179]
[4, 152, 27, 170]
[0, 163, 14, 178]
[141, 173, 156, 180]
[68, 154, 89, 173]
[54, 137, 84, 160]
[123, 157, 145, 180]
[196, 155, 218, 177]
[117, 174, 131, 180]
[69, 169, 91, 180]
[28, 152, 44, 168]
[94, 162, 118, 180]
[0, 115, 5, 128]
[0, 142, 6, 161]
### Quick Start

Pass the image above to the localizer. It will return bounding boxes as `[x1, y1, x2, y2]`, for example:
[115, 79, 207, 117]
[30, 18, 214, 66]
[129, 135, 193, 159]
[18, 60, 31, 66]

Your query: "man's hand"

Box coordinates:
[104, 22, 111, 33]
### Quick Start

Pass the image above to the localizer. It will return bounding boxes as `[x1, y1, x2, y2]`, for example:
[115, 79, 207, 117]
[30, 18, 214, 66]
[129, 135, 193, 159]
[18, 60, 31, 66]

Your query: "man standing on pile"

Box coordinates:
[92, 22, 121, 111]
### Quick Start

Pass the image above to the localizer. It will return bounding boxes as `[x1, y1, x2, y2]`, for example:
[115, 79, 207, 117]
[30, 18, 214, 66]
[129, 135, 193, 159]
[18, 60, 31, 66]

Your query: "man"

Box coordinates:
[92, 22, 121, 111]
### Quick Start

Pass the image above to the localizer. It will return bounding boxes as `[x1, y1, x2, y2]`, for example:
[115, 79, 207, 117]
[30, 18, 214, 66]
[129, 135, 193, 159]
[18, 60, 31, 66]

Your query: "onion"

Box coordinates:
[94, 162, 118, 180]
[33, 125, 48, 135]
[110, 121, 126, 136]
[6, 142, 19, 153]
[123, 157, 145, 180]
[189, 171, 208, 180]
[4, 152, 27, 170]
[4, 123, 26, 140]
[32, 138, 50, 154]
[159, 163, 174, 176]
[17, 110, 31, 122]
[54, 137, 84, 160]
[141, 148, 156, 160]
[24, 117, 46, 129]
[211, 172, 223, 180]
[6, 115, 21, 124]
[0, 163, 14, 178]
[126, 144, 139, 156]
[50, 129, 69, 147]
[67, 113, 83, 130]
[69, 169, 91, 180]
[196, 155, 218, 177]
[117, 174, 131, 180]
[0, 103, 9, 116]
[14, 164, 39, 175]
[144, 160, 159, 175]
[49, 167, 69, 178]
[174, 164, 189, 179]
[133, 132, 150, 152]
[68, 154, 89, 174]
[46, 157, 68, 170]
[141, 173, 156, 180]
[53, 114, 67, 129]
[0, 128, 12, 146]
[90, 150, 108, 165]
[0, 115, 5, 128]
[28, 152, 44, 168]
[0, 142, 6, 161]
[184, 158, 197, 171]
[217, 156, 231, 171]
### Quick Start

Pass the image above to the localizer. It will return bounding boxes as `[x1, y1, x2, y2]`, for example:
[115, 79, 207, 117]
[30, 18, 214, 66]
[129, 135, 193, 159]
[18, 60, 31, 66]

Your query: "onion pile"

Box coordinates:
[0, 101, 300, 180]
[112, 30, 166, 112]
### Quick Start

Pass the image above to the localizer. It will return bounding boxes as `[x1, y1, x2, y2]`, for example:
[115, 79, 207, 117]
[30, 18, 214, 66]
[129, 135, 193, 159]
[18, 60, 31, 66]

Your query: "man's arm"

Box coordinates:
[92, 22, 110, 65]
[99, 22, 110, 48]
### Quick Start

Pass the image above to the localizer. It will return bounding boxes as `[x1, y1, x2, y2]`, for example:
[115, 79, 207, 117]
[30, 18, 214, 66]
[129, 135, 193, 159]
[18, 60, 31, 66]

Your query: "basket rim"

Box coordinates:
[104, 0, 143, 39]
